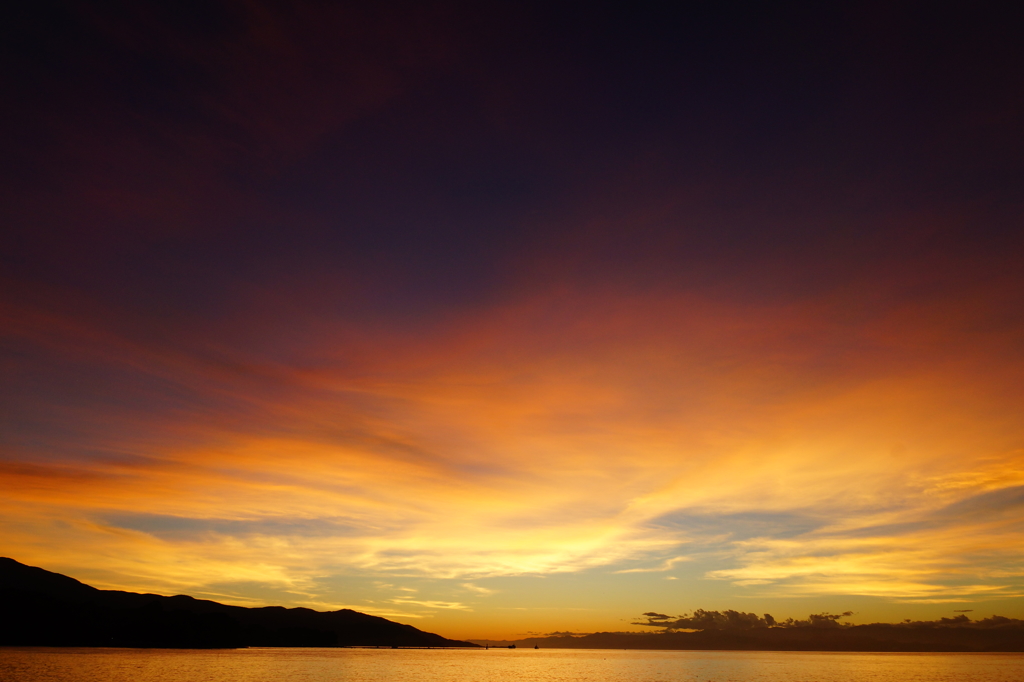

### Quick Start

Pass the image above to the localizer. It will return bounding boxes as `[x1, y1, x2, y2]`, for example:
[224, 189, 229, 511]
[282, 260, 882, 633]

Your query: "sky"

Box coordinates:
[2, 2, 1023, 641]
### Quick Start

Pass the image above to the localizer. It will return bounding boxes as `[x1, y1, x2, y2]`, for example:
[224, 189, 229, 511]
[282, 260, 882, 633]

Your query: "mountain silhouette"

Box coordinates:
[0, 558, 477, 648]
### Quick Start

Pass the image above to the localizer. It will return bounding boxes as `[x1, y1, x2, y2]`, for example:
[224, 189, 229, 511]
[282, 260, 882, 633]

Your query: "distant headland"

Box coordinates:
[0, 558, 477, 649]
[472, 609, 1024, 652]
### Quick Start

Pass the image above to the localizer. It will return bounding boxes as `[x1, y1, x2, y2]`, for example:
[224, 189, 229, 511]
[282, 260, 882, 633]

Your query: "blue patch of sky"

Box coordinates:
[837, 486, 1024, 539]
[101, 512, 369, 539]
[647, 509, 827, 542]
[934, 485, 1024, 519]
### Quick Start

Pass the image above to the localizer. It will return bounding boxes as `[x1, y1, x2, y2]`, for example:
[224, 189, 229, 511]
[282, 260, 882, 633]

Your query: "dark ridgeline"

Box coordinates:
[0, 558, 477, 649]
[473, 609, 1024, 652]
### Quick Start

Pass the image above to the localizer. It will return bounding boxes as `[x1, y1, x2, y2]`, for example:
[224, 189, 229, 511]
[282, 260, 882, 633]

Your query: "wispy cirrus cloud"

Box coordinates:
[2, 266, 1024, 624]
[614, 556, 693, 573]
[701, 483, 1024, 601]
[462, 583, 497, 595]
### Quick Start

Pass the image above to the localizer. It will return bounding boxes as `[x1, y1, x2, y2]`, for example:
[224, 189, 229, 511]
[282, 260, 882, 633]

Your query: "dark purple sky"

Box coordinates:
[5, 2, 1021, 322]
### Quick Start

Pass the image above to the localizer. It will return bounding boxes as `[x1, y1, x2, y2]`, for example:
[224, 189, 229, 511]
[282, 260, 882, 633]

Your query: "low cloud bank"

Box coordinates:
[634, 610, 1023, 631]
[479, 612, 1024, 652]
[635, 609, 851, 630]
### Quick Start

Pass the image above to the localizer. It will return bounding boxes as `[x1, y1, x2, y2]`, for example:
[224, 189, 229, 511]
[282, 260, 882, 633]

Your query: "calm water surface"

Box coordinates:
[2, 647, 1022, 682]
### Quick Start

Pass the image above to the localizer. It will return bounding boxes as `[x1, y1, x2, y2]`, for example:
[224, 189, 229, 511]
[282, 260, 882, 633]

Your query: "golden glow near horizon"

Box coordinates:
[2, 276, 1023, 640]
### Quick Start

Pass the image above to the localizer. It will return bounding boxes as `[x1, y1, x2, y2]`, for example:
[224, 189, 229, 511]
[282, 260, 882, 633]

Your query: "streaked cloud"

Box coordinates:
[615, 557, 693, 574]
[3, 279, 1023, 623]
[462, 583, 497, 595]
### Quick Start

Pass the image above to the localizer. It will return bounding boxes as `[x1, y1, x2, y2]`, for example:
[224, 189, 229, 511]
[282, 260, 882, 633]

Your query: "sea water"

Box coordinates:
[1, 647, 1022, 682]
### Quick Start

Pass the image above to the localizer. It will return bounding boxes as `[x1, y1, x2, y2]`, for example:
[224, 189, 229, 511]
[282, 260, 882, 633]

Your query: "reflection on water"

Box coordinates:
[2, 647, 1023, 682]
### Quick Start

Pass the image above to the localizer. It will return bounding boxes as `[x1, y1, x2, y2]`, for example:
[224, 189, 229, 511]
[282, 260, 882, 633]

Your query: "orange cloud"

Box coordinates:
[2, 276, 1023, 627]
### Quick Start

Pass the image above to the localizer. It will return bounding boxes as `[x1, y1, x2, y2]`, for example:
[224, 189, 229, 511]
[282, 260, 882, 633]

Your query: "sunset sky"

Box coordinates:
[2, 2, 1023, 640]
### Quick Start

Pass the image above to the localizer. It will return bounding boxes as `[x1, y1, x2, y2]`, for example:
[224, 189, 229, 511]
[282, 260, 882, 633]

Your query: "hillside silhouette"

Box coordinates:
[0, 558, 476, 648]
[473, 609, 1024, 652]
